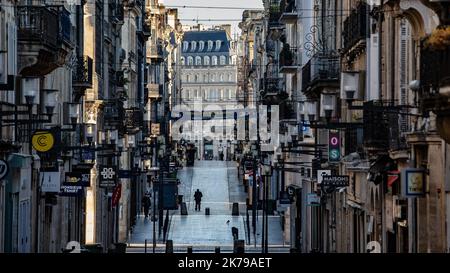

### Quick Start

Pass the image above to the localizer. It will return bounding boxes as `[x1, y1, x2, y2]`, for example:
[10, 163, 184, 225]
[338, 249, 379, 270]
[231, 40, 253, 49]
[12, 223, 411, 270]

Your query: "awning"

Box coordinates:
[387, 171, 400, 187]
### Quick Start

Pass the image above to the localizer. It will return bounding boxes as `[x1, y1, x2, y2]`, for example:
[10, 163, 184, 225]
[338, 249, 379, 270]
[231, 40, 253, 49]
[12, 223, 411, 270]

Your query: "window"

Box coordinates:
[199, 41, 205, 51]
[195, 56, 202, 66]
[180, 57, 185, 66]
[215, 40, 221, 51]
[219, 89, 223, 101]
[203, 74, 208, 83]
[212, 56, 218, 65]
[211, 74, 216, 82]
[183, 41, 189, 52]
[204, 56, 210, 66]
[195, 74, 199, 82]
[186, 75, 190, 82]
[220, 55, 226, 65]
[191, 41, 197, 52]
[228, 74, 232, 82]
[225, 89, 230, 100]
[187, 56, 193, 65]
[207, 40, 213, 51]
[194, 89, 198, 98]
[220, 74, 224, 82]
[230, 89, 235, 99]
[203, 89, 208, 100]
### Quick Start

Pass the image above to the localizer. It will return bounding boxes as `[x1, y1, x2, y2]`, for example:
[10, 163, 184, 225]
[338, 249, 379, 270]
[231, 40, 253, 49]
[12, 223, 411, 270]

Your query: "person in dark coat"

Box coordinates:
[142, 192, 151, 218]
[194, 189, 203, 211]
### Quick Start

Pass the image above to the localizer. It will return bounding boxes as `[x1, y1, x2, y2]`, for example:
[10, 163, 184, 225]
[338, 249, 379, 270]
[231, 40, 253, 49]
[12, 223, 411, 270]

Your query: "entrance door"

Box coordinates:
[18, 199, 31, 253]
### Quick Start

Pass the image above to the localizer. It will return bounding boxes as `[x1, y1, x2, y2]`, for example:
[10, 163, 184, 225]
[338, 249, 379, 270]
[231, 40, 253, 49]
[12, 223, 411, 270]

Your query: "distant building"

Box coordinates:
[179, 28, 238, 160]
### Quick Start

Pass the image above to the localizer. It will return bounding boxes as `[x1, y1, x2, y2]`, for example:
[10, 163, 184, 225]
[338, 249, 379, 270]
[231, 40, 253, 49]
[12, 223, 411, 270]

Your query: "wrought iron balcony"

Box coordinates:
[279, 100, 297, 121]
[301, 53, 340, 99]
[260, 77, 288, 105]
[72, 55, 93, 89]
[268, 0, 283, 29]
[279, 0, 297, 24]
[342, 2, 368, 53]
[279, 46, 298, 74]
[17, 5, 73, 76]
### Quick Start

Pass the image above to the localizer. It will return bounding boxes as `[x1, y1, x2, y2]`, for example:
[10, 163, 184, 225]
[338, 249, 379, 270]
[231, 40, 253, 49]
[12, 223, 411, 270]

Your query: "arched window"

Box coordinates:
[228, 74, 232, 82]
[195, 74, 199, 82]
[195, 56, 202, 66]
[194, 89, 198, 98]
[207, 40, 213, 51]
[215, 40, 221, 51]
[203, 74, 208, 83]
[199, 41, 205, 51]
[180, 57, 185, 66]
[211, 74, 216, 82]
[220, 55, 226, 65]
[183, 41, 189, 52]
[212, 56, 218, 65]
[186, 75, 190, 82]
[187, 56, 193, 66]
[191, 41, 197, 51]
[203, 89, 208, 100]
[220, 74, 224, 82]
[224, 89, 230, 100]
[204, 56, 210, 66]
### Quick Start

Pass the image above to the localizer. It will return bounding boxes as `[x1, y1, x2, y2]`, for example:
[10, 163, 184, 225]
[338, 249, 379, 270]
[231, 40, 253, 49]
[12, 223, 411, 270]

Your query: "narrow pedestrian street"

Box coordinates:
[127, 161, 287, 253]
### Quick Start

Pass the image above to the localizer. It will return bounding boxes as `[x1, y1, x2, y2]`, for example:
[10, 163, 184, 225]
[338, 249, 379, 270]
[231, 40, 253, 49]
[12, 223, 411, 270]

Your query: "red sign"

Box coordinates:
[112, 184, 122, 207]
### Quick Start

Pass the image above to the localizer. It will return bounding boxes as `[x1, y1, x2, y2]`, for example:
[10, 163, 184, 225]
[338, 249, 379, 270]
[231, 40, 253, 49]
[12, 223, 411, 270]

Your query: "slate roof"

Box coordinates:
[182, 30, 230, 54]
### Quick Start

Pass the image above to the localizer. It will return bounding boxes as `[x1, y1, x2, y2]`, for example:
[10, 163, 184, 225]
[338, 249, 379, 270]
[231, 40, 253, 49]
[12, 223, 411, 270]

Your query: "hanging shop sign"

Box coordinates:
[64, 172, 90, 187]
[151, 123, 161, 136]
[0, 159, 9, 180]
[317, 170, 331, 184]
[80, 147, 95, 163]
[307, 193, 321, 206]
[328, 130, 341, 162]
[32, 131, 55, 153]
[322, 175, 350, 187]
[402, 168, 426, 197]
[99, 166, 117, 188]
[112, 184, 122, 207]
[40, 172, 61, 193]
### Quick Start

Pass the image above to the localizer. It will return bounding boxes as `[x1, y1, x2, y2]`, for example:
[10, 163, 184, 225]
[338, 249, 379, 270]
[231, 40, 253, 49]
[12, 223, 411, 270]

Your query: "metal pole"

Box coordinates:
[252, 158, 257, 247]
[30, 105, 38, 253]
[261, 175, 265, 253]
[265, 174, 269, 253]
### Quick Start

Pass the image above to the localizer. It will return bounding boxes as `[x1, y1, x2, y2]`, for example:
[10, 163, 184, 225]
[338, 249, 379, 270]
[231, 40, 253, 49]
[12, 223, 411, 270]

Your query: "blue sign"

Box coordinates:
[81, 147, 95, 162]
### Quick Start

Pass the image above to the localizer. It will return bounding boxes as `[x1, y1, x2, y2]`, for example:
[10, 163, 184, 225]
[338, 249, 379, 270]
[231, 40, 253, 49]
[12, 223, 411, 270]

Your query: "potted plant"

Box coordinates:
[424, 26, 450, 51]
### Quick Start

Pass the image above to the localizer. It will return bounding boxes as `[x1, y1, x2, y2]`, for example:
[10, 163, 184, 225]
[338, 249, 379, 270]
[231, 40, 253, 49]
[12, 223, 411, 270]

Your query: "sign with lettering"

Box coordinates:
[40, 172, 61, 193]
[99, 166, 117, 188]
[64, 172, 90, 187]
[317, 170, 331, 184]
[402, 168, 426, 197]
[328, 130, 341, 162]
[322, 175, 350, 187]
[307, 193, 321, 206]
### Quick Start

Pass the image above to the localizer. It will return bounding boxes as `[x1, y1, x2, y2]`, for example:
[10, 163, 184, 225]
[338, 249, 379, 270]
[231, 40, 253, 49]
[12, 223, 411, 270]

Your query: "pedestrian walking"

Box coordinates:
[142, 192, 151, 218]
[194, 189, 203, 211]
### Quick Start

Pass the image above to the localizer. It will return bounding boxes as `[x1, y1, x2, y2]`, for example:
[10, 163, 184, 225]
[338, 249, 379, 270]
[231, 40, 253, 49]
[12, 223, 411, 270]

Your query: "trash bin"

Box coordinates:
[205, 207, 210, 215]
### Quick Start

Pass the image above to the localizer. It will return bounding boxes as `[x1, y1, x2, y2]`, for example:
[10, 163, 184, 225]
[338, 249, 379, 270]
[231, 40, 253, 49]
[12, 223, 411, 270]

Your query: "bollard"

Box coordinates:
[232, 202, 239, 216]
[215, 247, 220, 253]
[233, 240, 245, 253]
[181, 202, 188, 215]
[166, 240, 173, 253]
[187, 246, 193, 253]
[205, 207, 210, 215]
[231, 227, 239, 241]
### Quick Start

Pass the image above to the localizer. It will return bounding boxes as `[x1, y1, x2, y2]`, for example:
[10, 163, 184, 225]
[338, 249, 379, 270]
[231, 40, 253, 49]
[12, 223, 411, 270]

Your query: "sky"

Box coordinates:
[161, 0, 264, 35]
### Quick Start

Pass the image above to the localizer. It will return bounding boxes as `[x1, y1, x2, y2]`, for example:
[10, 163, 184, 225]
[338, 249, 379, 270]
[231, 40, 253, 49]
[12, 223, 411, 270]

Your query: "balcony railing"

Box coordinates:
[342, 2, 368, 52]
[420, 42, 450, 92]
[17, 6, 59, 48]
[268, 0, 282, 28]
[279, 0, 297, 23]
[279, 100, 297, 120]
[73, 55, 93, 89]
[279, 46, 298, 73]
[301, 53, 340, 97]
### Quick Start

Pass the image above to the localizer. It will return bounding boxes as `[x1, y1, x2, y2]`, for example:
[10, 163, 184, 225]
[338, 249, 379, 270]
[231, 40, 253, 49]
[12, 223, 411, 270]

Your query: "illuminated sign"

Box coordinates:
[328, 130, 340, 162]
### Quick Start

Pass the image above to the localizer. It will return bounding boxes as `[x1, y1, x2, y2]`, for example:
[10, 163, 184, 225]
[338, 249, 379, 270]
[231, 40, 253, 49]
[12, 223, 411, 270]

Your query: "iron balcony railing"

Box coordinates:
[420, 42, 450, 92]
[268, 0, 282, 28]
[279, 46, 298, 69]
[342, 2, 368, 51]
[72, 55, 93, 88]
[302, 53, 340, 93]
[17, 6, 59, 48]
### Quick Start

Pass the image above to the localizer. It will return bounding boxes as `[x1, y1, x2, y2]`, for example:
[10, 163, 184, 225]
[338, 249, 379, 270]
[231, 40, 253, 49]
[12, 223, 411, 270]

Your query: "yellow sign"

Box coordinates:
[32, 131, 55, 152]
